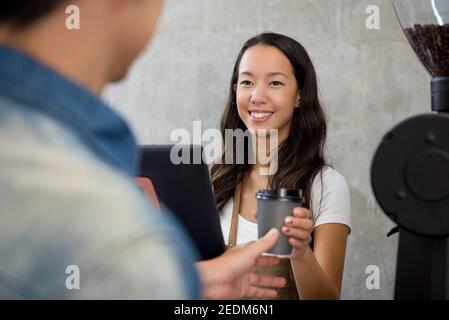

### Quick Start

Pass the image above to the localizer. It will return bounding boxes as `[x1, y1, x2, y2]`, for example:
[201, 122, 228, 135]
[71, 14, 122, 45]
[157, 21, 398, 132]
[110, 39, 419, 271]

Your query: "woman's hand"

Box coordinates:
[282, 207, 313, 260]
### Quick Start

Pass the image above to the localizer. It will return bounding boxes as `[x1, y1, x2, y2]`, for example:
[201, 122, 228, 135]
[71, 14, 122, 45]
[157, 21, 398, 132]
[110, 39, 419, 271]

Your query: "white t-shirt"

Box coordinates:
[219, 166, 351, 245]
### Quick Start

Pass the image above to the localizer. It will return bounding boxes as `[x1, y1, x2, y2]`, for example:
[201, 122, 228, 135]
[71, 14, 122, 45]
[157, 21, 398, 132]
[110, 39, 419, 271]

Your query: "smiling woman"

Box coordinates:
[236, 45, 300, 143]
[211, 32, 351, 300]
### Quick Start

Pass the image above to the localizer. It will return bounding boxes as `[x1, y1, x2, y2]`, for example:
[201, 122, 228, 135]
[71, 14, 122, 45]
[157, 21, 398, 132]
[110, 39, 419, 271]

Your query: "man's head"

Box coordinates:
[0, 1, 65, 30]
[0, 0, 165, 91]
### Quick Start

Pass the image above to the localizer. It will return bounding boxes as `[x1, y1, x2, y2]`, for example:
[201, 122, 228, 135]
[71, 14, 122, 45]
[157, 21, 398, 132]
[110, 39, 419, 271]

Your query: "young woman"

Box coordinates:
[211, 33, 351, 300]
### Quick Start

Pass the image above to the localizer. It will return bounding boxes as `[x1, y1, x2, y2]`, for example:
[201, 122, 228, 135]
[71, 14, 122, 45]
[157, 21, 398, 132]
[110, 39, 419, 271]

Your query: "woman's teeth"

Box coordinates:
[250, 112, 273, 118]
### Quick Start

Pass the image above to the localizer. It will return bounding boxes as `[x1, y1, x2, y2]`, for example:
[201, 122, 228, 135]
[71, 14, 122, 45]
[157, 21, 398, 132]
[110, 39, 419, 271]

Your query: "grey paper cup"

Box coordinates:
[257, 188, 305, 257]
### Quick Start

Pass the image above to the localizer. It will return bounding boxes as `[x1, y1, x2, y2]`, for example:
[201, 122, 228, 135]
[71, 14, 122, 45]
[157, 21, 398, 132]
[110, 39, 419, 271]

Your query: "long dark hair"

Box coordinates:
[211, 32, 327, 212]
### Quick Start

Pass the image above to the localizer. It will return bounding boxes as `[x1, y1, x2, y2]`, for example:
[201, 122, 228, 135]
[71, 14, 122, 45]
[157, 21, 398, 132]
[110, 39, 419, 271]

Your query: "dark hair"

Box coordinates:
[0, 1, 65, 30]
[211, 32, 327, 211]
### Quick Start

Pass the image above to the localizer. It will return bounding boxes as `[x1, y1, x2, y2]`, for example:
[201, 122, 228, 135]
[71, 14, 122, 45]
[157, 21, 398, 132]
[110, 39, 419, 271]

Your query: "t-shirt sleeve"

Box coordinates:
[310, 167, 351, 233]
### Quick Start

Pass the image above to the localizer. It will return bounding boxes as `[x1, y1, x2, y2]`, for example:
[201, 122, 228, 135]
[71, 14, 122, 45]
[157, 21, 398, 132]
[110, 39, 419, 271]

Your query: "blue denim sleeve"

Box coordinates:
[150, 203, 202, 299]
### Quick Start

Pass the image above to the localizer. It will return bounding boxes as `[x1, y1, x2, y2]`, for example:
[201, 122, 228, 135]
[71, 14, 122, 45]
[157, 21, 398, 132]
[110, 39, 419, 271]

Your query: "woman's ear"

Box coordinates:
[295, 92, 301, 108]
[233, 83, 237, 92]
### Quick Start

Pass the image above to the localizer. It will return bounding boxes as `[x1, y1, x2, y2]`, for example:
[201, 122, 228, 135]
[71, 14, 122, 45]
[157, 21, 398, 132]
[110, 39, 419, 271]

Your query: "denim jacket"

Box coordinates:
[0, 45, 200, 299]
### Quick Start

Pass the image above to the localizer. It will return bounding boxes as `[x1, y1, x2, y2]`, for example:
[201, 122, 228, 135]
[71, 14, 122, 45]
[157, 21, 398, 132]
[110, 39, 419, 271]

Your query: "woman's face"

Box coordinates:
[236, 44, 300, 142]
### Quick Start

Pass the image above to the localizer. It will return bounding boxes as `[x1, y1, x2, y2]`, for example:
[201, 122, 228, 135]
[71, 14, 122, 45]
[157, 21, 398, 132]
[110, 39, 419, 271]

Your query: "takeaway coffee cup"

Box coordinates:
[257, 188, 306, 257]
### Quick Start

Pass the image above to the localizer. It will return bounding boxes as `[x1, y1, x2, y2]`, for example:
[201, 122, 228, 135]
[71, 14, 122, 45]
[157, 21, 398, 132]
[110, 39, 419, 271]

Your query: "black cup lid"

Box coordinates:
[256, 188, 305, 202]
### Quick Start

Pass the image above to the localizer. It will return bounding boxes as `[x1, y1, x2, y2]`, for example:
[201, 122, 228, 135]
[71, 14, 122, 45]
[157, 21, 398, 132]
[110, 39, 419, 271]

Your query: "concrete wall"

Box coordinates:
[103, 0, 431, 299]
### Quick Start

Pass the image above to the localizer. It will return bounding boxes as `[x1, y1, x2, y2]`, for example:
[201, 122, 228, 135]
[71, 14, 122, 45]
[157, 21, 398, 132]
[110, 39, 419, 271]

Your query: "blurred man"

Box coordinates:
[0, 0, 284, 299]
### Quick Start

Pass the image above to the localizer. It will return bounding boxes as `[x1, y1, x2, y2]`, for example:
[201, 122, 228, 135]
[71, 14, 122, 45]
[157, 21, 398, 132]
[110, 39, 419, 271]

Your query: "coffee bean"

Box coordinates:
[405, 24, 449, 77]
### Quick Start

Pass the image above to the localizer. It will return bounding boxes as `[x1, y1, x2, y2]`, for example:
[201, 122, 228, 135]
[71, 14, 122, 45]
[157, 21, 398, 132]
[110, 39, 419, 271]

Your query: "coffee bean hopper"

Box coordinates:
[371, 0, 449, 299]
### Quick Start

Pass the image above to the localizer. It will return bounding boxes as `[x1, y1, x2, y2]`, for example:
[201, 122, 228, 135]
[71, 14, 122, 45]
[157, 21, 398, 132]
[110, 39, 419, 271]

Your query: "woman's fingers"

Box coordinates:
[284, 215, 313, 232]
[293, 207, 311, 219]
[282, 226, 311, 240]
[289, 236, 312, 247]
[282, 210, 313, 250]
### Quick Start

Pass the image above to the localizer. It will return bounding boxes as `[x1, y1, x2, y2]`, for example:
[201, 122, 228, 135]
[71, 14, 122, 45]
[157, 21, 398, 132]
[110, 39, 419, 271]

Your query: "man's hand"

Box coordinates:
[196, 228, 286, 299]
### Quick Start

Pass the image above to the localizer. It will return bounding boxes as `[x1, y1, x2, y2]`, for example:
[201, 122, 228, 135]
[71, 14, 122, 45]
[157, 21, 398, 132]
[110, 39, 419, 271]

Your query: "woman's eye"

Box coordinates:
[239, 80, 252, 86]
[270, 81, 284, 87]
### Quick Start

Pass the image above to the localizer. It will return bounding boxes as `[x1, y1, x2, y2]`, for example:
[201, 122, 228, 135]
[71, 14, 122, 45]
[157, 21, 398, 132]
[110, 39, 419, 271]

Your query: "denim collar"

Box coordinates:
[0, 45, 139, 176]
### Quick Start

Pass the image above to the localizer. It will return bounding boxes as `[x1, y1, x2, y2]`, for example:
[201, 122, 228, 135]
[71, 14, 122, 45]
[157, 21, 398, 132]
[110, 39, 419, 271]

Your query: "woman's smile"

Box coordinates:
[249, 110, 274, 123]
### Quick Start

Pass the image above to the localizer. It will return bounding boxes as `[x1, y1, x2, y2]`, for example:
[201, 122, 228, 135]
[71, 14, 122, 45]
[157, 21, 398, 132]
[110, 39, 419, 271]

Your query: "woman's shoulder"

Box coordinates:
[312, 165, 349, 191]
[309, 165, 351, 230]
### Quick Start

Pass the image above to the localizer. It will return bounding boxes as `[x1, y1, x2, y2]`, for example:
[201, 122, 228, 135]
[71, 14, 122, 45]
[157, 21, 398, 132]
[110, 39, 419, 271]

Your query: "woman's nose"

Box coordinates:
[250, 85, 268, 105]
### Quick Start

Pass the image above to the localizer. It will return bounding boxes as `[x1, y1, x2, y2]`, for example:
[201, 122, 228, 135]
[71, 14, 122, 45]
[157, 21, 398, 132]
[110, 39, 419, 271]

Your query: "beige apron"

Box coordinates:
[227, 184, 299, 300]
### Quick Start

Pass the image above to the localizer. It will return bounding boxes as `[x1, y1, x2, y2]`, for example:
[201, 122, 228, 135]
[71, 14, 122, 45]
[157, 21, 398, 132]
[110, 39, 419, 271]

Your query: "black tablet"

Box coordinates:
[138, 144, 226, 260]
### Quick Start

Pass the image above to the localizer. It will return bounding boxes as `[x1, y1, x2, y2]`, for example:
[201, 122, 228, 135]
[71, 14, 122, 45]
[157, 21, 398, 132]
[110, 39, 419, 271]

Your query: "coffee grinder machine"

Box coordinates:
[371, 0, 449, 299]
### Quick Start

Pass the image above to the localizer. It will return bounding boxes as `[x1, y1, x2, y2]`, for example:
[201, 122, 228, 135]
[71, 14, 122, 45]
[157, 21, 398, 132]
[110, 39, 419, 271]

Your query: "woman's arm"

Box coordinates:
[283, 208, 349, 299]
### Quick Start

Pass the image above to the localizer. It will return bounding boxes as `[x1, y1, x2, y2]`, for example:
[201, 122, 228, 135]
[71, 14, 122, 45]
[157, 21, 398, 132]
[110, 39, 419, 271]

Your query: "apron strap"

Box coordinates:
[227, 183, 242, 247]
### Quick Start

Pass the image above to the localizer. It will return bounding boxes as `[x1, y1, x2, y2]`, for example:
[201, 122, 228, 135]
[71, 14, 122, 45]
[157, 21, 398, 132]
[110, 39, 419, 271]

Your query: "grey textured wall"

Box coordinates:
[103, 0, 431, 299]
